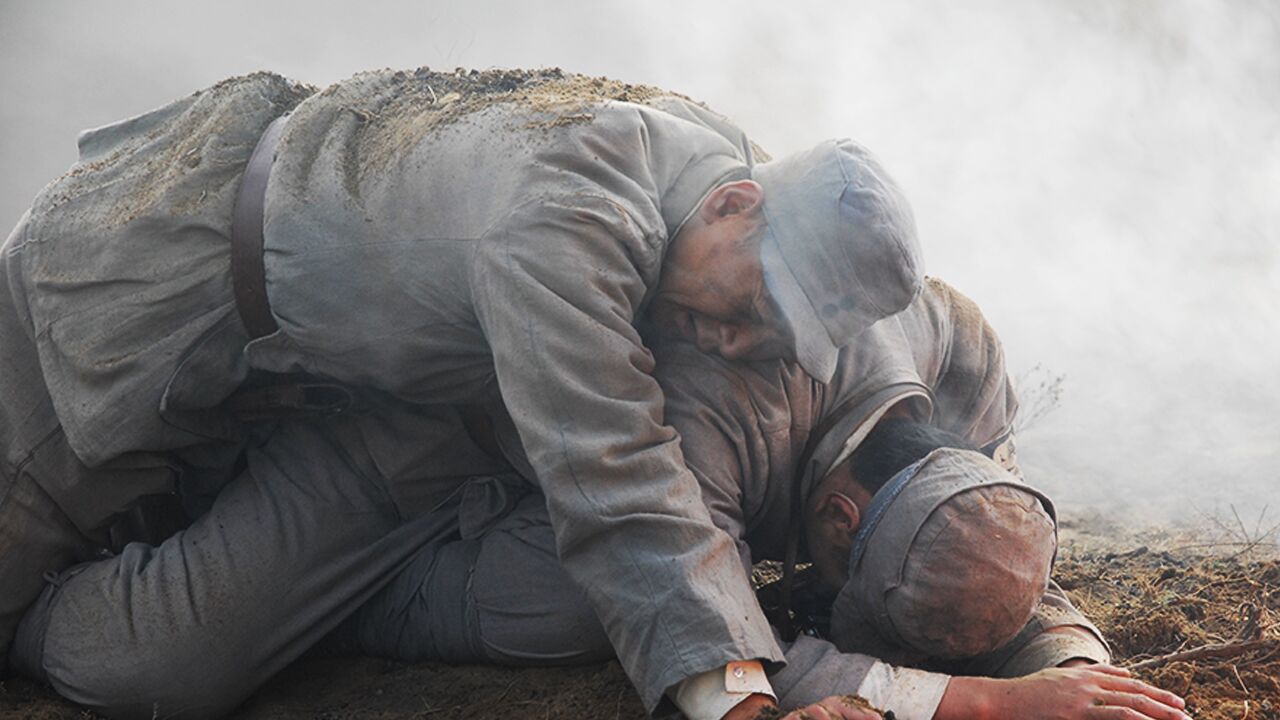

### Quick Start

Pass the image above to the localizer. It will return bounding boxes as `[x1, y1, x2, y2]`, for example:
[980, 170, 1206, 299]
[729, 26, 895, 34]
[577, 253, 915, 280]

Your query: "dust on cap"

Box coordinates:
[752, 139, 922, 383]
[829, 448, 1058, 659]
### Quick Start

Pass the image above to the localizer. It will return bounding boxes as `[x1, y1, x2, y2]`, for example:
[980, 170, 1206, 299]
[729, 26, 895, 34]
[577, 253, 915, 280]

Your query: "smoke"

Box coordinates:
[2, 0, 1277, 520]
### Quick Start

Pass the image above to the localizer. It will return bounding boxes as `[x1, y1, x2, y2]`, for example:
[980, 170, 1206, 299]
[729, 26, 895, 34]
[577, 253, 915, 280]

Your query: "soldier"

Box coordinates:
[1, 68, 922, 720]
[11, 279, 1186, 719]
[345, 420, 1182, 719]
[338, 278, 1186, 719]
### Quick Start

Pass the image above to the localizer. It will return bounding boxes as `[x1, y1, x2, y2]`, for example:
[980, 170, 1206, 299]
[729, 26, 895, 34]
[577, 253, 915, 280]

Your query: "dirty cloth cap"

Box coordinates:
[829, 448, 1058, 659]
[752, 139, 922, 383]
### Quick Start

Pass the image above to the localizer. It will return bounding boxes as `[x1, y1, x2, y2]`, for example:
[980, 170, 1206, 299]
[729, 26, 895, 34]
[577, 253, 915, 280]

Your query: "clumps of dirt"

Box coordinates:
[8, 537, 1276, 719]
[842, 693, 888, 717]
[1108, 605, 1198, 656]
[1147, 660, 1280, 712]
[42, 71, 315, 228]
[1058, 547, 1280, 719]
[335, 66, 687, 182]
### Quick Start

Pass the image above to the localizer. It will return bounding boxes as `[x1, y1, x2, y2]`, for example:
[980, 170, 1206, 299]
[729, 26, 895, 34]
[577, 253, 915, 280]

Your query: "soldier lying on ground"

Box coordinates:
[340, 418, 1185, 720]
[333, 276, 1186, 719]
[0, 68, 926, 720]
[8, 278, 1187, 719]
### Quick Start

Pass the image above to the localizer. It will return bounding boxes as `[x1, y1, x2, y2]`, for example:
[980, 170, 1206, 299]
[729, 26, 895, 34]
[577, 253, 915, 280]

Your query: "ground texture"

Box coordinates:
[2, 523, 1277, 719]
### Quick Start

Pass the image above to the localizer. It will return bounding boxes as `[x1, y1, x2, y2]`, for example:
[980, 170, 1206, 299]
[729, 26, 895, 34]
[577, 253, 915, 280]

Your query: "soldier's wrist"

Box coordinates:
[720, 694, 779, 720]
[935, 676, 997, 720]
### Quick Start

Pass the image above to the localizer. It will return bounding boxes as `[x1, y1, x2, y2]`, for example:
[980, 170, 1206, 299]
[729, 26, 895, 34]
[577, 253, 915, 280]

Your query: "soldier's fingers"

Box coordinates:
[1098, 691, 1193, 720]
[1101, 677, 1186, 709]
[1085, 709, 1155, 719]
[1090, 707, 1191, 720]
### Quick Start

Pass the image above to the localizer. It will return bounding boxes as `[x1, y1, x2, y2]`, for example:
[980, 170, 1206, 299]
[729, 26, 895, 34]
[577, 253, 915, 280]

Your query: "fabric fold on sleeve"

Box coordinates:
[471, 197, 782, 710]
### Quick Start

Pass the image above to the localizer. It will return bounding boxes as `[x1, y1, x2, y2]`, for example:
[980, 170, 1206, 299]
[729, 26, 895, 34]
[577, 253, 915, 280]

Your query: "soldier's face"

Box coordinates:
[651, 182, 795, 363]
[649, 257, 793, 363]
[804, 461, 874, 590]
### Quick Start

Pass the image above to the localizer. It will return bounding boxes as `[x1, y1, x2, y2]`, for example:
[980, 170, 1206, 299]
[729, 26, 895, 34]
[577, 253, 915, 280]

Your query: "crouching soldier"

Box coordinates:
[1, 66, 929, 720]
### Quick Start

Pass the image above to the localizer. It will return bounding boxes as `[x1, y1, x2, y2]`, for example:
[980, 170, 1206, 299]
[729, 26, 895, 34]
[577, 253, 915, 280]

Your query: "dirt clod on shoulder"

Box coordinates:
[342, 66, 690, 179]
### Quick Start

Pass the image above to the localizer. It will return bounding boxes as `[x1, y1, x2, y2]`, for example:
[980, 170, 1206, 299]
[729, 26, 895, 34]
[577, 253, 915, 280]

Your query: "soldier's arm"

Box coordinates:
[471, 196, 781, 714]
[769, 634, 1183, 720]
[656, 345, 801, 717]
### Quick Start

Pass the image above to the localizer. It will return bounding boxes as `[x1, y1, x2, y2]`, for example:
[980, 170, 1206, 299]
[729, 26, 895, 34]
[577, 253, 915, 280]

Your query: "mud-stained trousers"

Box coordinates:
[345, 496, 1110, 712]
[0, 212, 183, 671]
[9, 415, 488, 720]
[10, 435, 1106, 720]
[340, 488, 613, 667]
[0, 475, 100, 672]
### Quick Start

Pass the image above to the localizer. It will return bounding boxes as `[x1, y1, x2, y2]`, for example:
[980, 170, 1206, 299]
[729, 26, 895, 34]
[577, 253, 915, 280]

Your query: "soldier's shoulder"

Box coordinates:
[199, 71, 318, 106]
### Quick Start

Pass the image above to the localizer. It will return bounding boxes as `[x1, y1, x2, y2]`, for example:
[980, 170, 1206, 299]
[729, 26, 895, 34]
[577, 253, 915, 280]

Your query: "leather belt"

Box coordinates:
[231, 114, 289, 340]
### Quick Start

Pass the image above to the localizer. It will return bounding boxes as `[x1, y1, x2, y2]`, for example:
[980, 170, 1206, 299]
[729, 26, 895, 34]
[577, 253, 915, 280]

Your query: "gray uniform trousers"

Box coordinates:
[1, 73, 311, 670]
[348, 493, 1106, 711]
[342, 484, 612, 667]
[7, 72, 789, 712]
[0, 212, 182, 670]
[10, 413, 490, 720]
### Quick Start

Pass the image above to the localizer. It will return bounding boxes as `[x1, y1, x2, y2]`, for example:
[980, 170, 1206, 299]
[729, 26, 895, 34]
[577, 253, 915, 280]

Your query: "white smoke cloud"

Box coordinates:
[2, 0, 1276, 518]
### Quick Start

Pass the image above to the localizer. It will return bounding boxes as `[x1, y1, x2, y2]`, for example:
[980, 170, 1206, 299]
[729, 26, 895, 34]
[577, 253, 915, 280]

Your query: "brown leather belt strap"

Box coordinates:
[231, 114, 289, 340]
[777, 394, 864, 641]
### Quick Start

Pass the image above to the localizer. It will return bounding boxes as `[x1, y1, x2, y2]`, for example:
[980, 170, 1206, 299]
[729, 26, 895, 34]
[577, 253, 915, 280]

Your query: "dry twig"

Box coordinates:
[1127, 638, 1278, 671]
[1013, 364, 1065, 433]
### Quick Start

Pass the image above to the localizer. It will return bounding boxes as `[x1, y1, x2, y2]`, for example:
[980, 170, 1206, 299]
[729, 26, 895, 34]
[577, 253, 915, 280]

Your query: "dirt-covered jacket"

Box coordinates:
[261, 71, 799, 711]
[13, 69, 803, 712]
[653, 278, 1108, 717]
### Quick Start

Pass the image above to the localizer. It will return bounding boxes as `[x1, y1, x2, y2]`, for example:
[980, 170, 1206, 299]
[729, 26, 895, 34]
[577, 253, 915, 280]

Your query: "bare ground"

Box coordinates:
[3, 520, 1277, 719]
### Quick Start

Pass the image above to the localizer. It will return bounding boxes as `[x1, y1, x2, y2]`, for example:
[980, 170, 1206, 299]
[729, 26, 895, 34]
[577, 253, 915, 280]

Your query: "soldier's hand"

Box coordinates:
[938, 664, 1191, 719]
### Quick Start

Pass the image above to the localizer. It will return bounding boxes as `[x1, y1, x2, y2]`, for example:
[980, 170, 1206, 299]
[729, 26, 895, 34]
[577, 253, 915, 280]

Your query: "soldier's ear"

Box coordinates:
[819, 491, 862, 538]
[699, 179, 764, 222]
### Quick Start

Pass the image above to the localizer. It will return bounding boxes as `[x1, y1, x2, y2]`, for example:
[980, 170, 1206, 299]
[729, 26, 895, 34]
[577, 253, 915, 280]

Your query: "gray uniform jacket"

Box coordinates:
[649, 278, 1108, 714]
[652, 278, 1018, 568]
[6, 69, 793, 709]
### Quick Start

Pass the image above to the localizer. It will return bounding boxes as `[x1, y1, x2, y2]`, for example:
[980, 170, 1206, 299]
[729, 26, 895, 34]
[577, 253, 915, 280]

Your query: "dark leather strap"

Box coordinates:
[231, 115, 289, 339]
[776, 394, 865, 641]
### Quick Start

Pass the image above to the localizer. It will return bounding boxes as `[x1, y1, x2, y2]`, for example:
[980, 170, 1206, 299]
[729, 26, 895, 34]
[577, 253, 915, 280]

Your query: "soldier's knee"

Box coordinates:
[20, 565, 252, 720]
[42, 628, 251, 720]
[475, 585, 613, 664]
[0, 470, 100, 667]
[473, 530, 613, 665]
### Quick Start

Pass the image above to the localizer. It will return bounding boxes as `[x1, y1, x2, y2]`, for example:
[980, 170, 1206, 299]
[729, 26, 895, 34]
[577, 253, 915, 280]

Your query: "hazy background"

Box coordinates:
[2, 0, 1277, 525]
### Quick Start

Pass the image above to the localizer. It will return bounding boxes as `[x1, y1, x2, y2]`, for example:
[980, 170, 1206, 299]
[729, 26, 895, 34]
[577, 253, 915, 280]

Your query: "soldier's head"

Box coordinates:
[651, 140, 922, 381]
[804, 419, 971, 589]
[804, 418, 1057, 661]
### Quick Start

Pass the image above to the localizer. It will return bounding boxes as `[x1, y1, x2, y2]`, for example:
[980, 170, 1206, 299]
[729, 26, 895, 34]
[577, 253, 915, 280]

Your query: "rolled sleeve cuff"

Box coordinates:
[671, 661, 776, 720]
[999, 630, 1112, 678]
[854, 662, 951, 720]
